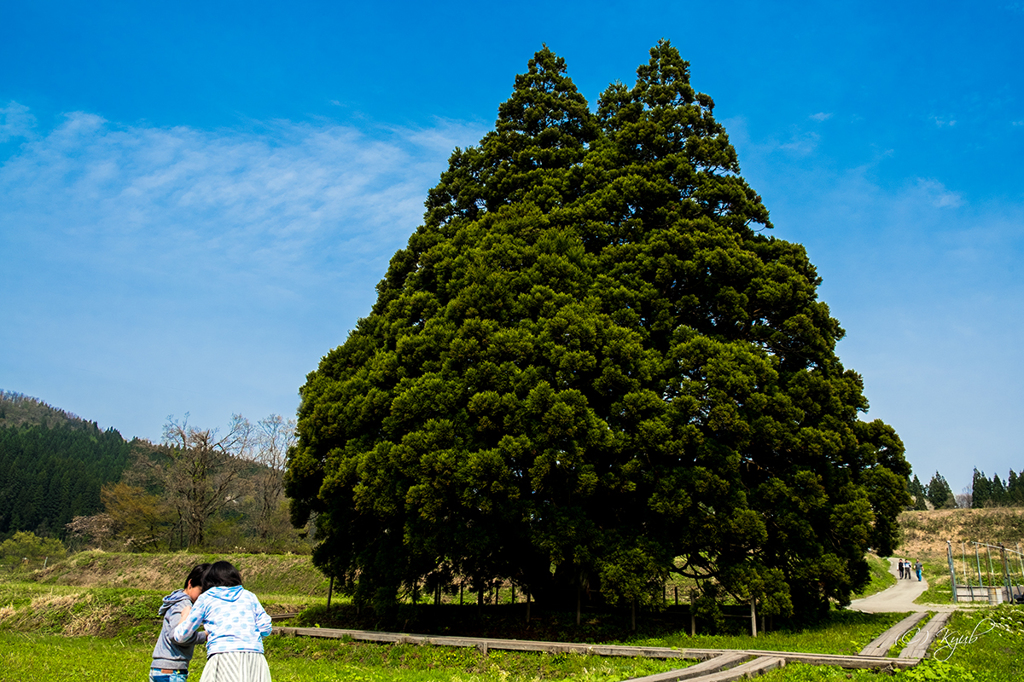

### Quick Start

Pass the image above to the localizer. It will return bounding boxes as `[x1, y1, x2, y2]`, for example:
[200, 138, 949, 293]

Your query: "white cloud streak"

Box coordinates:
[0, 106, 486, 439]
[0, 110, 485, 299]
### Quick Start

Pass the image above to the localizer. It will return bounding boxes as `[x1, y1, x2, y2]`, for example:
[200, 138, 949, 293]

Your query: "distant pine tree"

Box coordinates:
[1008, 470, 1024, 506]
[908, 475, 928, 510]
[971, 468, 992, 508]
[927, 471, 955, 509]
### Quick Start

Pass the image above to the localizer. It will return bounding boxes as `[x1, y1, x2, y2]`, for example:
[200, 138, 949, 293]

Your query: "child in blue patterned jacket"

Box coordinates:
[173, 560, 273, 682]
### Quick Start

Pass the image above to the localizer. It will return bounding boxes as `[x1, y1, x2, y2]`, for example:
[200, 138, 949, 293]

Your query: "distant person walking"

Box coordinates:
[173, 560, 273, 682]
[150, 563, 209, 681]
[898, 559, 905, 579]
[915, 559, 923, 582]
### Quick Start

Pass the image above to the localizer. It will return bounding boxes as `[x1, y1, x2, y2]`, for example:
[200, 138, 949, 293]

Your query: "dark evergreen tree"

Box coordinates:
[926, 471, 955, 509]
[0, 422, 131, 539]
[908, 475, 928, 510]
[991, 473, 1007, 506]
[286, 43, 911, 621]
[971, 468, 992, 508]
[1008, 469, 1023, 506]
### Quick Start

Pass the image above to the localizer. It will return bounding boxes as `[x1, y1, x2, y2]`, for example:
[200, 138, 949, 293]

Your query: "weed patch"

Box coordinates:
[25, 550, 331, 598]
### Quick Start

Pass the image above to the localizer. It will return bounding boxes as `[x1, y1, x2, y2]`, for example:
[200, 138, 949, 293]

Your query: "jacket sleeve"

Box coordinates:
[172, 599, 205, 644]
[167, 601, 201, 644]
[252, 595, 272, 638]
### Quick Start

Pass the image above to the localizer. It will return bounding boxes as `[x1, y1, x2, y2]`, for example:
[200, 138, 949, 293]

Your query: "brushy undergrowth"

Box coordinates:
[0, 583, 163, 640]
[0, 581, 306, 640]
[21, 550, 331, 597]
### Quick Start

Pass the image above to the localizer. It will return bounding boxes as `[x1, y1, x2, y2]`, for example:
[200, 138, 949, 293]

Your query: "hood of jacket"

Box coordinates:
[158, 589, 191, 616]
[204, 585, 244, 603]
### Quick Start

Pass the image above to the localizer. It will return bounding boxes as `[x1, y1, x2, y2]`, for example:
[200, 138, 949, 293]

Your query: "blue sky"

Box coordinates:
[1, 1, 1022, 494]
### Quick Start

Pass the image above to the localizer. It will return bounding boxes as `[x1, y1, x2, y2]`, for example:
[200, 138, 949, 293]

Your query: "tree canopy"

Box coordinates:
[285, 42, 911, 621]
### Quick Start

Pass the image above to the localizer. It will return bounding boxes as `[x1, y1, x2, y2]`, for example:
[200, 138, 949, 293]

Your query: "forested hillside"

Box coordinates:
[0, 390, 98, 430]
[0, 392, 132, 539]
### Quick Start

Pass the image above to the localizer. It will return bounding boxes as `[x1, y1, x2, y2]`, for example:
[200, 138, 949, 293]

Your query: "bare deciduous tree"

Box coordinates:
[247, 414, 296, 540]
[135, 413, 254, 548]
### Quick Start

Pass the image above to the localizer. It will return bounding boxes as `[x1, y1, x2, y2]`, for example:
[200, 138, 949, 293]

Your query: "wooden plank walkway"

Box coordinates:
[273, 625, 919, 670]
[693, 656, 784, 682]
[859, 612, 929, 656]
[623, 653, 750, 682]
[899, 612, 951, 659]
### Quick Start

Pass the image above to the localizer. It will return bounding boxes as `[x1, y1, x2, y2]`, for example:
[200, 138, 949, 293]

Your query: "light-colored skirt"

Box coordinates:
[199, 652, 271, 682]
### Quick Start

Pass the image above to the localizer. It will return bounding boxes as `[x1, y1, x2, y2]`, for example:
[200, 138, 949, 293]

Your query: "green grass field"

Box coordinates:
[0, 631, 694, 682]
[3, 549, 1021, 681]
[2, 606, 1019, 682]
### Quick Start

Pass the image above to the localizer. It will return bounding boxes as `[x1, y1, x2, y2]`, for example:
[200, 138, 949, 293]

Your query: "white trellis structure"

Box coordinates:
[946, 540, 1024, 603]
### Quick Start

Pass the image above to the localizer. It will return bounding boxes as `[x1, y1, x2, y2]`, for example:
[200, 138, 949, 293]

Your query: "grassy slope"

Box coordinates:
[853, 552, 897, 599]
[31, 550, 330, 597]
[896, 508, 1024, 606]
[899, 508, 1024, 559]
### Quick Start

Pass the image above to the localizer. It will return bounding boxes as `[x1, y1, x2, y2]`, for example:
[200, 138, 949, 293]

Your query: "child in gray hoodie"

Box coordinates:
[150, 564, 210, 681]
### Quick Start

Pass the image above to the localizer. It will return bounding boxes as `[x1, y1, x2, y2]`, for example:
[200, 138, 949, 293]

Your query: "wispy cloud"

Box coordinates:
[0, 101, 37, 142]
[908, 178, 964, 209]
[0, 107, 487, 437]
[809, 112, 833, 122]
[778, 131, 820, 155]
[0, 109, 486, 300]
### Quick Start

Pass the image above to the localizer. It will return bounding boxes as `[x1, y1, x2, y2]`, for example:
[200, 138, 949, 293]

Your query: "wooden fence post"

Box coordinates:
[689, 589, 695, 636]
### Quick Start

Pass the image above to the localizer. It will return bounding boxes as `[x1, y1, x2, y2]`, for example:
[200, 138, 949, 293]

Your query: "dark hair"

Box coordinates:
[202, 560, 243, 589]
[184, 563, 210, 590]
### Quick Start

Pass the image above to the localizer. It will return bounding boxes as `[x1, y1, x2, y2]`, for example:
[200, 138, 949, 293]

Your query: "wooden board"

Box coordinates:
[272, 626, 919, 670]
[859, 612, 928, 657]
